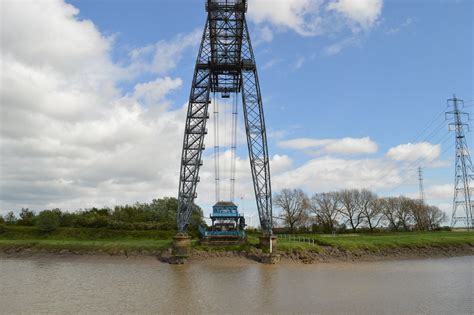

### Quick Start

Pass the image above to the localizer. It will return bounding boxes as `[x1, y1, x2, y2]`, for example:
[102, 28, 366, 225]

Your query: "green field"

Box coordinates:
[278, 231, 474, 252]
[0, 226, 473, 255]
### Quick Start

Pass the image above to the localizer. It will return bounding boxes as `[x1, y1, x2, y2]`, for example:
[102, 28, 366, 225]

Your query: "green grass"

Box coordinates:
[0, 226, 176, 240]
[0, 239, 171, 253]
[1, 226, 472, 254]
[280, 231, 474, 251]
[0, 226, 173, 253]
[276, 240, 322, 253]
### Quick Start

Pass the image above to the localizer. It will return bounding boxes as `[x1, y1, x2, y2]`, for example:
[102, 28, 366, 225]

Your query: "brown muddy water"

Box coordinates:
[0, 255, 472, 314]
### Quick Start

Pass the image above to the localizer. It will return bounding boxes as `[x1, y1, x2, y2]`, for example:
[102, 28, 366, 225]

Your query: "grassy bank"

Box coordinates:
[1, 226, 473, 257]
[0, 226, 174, 253]
[278, 231, 474, 252]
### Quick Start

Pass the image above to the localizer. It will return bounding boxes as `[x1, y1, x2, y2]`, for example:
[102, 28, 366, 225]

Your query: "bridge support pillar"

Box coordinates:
[170, 233, 191, 264]
[259, 235, 277, 252]
[259, 235, 279, 264]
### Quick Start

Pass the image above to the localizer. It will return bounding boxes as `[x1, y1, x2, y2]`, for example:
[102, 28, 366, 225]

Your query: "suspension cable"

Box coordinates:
[213, 92, 220, 203]
[230, 91, 238, 201]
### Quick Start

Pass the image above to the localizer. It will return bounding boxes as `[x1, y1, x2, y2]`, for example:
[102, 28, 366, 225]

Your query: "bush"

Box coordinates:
[36, 211, 60, 232]
[434, 226, 452, 232]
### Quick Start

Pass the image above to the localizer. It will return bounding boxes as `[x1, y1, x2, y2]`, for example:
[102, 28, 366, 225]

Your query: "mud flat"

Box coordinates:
[1, 244, 472, 264]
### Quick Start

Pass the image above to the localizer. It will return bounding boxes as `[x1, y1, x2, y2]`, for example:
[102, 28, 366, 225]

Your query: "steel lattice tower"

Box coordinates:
[177, 0, 273, 235]
[446, 95, 473, 228]
[418, 167, 425, 204]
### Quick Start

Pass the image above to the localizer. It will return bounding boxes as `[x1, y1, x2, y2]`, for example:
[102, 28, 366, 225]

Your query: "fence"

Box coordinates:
[277, 234, 317, 246]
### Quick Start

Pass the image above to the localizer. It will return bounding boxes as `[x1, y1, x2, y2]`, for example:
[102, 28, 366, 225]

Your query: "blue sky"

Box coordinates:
[1, 0, 473, 224]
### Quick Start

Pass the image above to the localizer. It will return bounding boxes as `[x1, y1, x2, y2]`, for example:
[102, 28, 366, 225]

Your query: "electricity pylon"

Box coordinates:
[418, 166, 425, 204]
[176, 0, 273, 235]
[446, 95, 473, 228]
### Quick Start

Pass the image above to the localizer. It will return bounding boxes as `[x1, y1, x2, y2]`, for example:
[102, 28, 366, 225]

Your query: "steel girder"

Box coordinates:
[177, 20, 212, 232]
[177, 0, 273, 235]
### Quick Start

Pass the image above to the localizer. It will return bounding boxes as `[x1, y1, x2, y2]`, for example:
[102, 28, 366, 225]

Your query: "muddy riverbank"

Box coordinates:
[2, 244, 472, 264]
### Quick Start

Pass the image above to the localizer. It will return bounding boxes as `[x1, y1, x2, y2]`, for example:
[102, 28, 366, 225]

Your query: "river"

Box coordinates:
[0, 255, 472, 314]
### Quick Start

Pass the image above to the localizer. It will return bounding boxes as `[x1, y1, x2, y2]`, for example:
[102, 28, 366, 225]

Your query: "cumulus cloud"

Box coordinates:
[1, 0, 114, 76]
[278, 137, 378, 155]
[128, 29, 202, 75]
[254, 25, 275, 44]
[0, 0, 189, 213]
[273, 156, 401, 192]
[132, 77, 183, 107]
[327, 0, 383, 32]
[248, 0, 383, 37]
[386, 142, 441, 162]
[424, 184, 453, 201]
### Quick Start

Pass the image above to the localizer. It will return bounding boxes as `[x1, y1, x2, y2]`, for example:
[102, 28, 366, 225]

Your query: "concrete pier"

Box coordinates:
[259, 235, 277, 252]
[170, 233, 191, 264]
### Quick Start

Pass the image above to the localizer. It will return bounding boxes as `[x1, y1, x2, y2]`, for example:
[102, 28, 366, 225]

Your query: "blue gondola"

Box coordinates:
[199, 201, 246, 244]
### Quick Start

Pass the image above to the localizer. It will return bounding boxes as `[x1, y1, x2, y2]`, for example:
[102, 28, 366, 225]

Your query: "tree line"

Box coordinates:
[0, 197, 204, 232]
[0, 191, 448, 234]
[274, 188, 447, 233]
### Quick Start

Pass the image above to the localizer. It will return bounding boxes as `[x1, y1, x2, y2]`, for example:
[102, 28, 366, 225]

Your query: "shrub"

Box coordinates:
[17, 208, 36, 226]
[434, 226, 452, 232]
[36, 210, 60, 232]
[4, 211, 17, 225]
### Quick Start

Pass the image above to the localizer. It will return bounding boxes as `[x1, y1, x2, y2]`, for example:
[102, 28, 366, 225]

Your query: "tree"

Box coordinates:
[359, 189, 383, 231]
[426, 205, 447, 230]
[381, 197, 400, 231]
[274, 188, 310, 233]
[36, 210, 60, 232]
[4, 211, 16, 225]
[310, 192, 341, 233]
[339, 189, 363, 231]
[18, 208, 35, 226]
[410, 201, 430, 231]
[398, 197, 415, 230]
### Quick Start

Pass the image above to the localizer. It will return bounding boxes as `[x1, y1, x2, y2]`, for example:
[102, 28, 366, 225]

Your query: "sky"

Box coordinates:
[0, 0, 473, 226]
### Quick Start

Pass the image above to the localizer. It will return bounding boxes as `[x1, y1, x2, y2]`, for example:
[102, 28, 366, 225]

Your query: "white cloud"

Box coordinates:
[128, 30, 202, 75]
[1, 0, 114, 76]
[248, 0, 322, 36]
[385, 17, 413, 35]
[386, 142, 441, 162]
[248, 0, 383, 37]
[132, 77, 182, 107]
[324, 36, 359, 55]
[424, 184, 453, 201]
[254, 25, 274, 44]
[0, 1, 189, 213]
[273, 156, 401, 192]
[262, 58, 281, 70]
[278, 137, 378, 155]
[293, 57, 306, 70]
[327, 0, 383, 32]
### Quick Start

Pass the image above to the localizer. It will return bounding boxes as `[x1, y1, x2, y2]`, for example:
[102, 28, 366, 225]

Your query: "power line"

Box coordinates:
[380, 135, 455, 196]
[364, 108, 448, 191]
